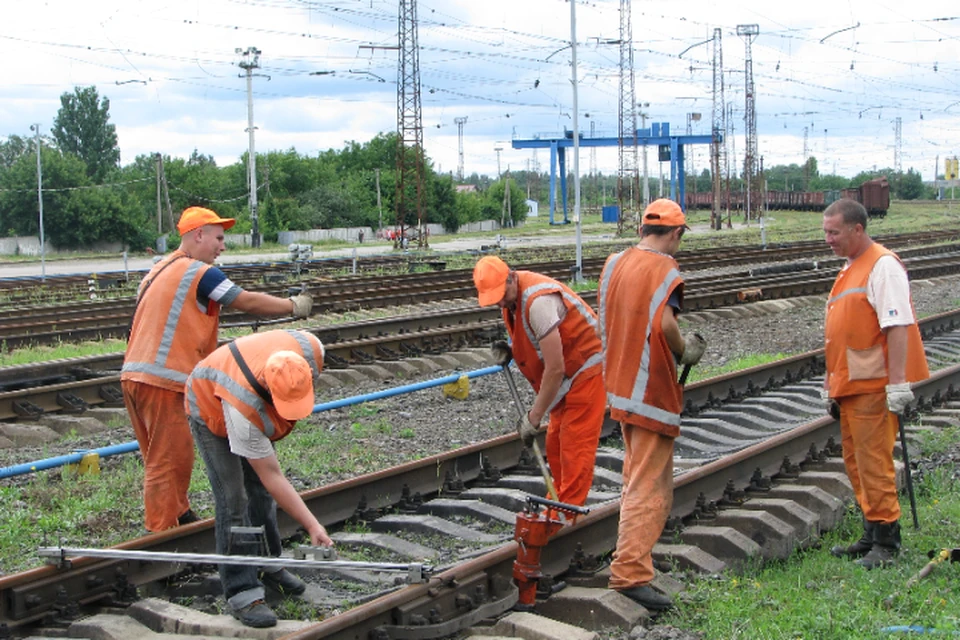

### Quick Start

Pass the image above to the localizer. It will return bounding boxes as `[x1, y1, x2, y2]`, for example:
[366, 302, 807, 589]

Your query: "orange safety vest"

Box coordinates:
[121, 250, 221, 392]
[185, 330, 324, 440]
[504, 272, 602, 410]
[825, 243, 929, 398]
[599, 246, 685, 437]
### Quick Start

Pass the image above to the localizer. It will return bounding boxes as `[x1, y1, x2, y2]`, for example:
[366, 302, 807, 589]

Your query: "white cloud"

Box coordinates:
[1, 0, 958, 182]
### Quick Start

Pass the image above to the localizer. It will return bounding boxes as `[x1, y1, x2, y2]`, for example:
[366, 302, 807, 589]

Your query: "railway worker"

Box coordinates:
[122, 206, 314, 533]
[598, 198, 706, 612]
[822, 198, 929, 570]
[472, 255, 605, 508]
[185, 329, 333, 628]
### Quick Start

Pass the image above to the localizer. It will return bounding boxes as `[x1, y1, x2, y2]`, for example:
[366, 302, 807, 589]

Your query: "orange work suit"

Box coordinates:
[599, 246, 685, 590]
[825, 243, 928, 524]
[504, 271, 604, 506]
[121, 251, 222, 532]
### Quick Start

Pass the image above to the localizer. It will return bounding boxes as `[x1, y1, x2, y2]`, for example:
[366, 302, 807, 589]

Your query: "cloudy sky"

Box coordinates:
[2, 0, 958, 183]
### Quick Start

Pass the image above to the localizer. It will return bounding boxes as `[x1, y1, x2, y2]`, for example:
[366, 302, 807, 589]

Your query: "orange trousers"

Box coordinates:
[122, 381, 194, 532]
[543, 373, 605, 507]
[608, 424, 674, 590]
[837, 391, 900, 524]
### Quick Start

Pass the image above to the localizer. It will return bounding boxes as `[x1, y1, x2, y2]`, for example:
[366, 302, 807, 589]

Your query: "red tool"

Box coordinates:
[513, 495, 590, 610]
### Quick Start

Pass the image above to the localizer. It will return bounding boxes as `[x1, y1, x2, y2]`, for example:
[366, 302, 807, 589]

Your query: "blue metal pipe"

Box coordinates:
[0, 365, 505, 479]
[313, 365, 503, 412]
[0, 441, 140, 479]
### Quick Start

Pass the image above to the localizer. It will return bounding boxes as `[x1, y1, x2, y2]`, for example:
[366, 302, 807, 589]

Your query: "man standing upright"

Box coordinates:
[473, 255, 605, 507]
[823, 198, 929, 569]
[122, 206, 314, 532]
[599, 199, 705, 612]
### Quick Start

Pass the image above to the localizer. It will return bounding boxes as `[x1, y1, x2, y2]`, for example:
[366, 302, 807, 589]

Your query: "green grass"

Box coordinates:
[0, 339, 127, 366]
[662, 425, 960, 639]
[685, 352, 792, 383]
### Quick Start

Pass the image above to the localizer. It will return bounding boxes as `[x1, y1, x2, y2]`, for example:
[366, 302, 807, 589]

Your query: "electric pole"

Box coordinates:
[375, 168, 383, 231]
[238, 46, 262, 247]
[455, 117, 468, 181]
[30, 124, 45, 281]
[710, 28, 725, 230]
[737, 24, 759, 223]
[495, 146, 503, 179]
[617, 0, 640, 236]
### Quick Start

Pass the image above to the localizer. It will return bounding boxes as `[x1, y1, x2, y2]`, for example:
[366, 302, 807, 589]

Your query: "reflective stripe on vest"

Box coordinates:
[600, 253, 682, 427]
[186, 364, 278, 437]
[517, 281, 599, 362]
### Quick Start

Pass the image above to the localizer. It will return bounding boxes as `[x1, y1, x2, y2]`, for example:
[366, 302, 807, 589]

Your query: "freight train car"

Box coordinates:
[684, 177, 889, 217]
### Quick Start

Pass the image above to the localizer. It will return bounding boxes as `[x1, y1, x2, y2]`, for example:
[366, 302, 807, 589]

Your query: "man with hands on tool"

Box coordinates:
[822, 198, 929, 570]
[185, 329, 332, 628]
[599, 199, 705, 612]
[474, 255, 605, 508]
[123, 206, 314, 534]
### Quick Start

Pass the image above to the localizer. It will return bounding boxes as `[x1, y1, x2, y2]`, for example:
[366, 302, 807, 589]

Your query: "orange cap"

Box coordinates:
[642, 199, 689, 229]
[177, 206, 236, 235]
[264, 350, 315, 420]
[473, 256, 510, 306]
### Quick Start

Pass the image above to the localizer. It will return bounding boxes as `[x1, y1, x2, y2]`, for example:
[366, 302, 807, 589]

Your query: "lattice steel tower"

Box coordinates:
[710, 28, 726, 230]
[617, 0, 640, 236]
[396, 0, 427, 248]
[737, 24, 759, 221]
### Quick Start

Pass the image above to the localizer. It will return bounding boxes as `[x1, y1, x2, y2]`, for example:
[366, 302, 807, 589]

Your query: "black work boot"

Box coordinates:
[830, 518, 875, 559]
[855, 520, 901, 570]
[616, 585, 674, 611]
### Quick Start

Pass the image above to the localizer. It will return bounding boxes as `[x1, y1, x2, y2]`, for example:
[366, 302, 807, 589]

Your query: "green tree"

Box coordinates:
[51, 86, 121, 183]
[0, 146, 147, 248]
[0, 134, 30, 170]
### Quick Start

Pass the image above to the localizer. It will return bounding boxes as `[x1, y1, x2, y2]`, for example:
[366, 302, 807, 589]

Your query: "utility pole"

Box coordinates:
[494, 146, 503, 178]
[894, 117, 902, 174]
[710, 28, 725, 230]
[455, 116, 468, 181]
[156, 153, 162, 235]
[30, 124, 45, 281]
[639, 106, 650, 208]
[803, 126, 810, 191]
[570, 0, 583, 282]
[375, 168, 384, 231]
[237, 46, 262, 248]
[737, 24, 759, 223]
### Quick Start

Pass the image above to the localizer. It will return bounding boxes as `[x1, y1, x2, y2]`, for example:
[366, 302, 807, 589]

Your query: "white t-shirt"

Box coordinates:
[864, 255, 915, 329]
[223, 400, 274, 459]
[527, 293, 566, 340]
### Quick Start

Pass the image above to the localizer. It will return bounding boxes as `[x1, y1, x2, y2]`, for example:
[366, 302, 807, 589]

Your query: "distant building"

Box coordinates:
[525, 199, 539, 217]
[455, 184, 478, 194]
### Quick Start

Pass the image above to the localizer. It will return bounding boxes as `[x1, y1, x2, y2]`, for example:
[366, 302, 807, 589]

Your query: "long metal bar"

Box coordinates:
[897, 413, 920, 529]
[500, 364, 560, 501]
[37, 547, 427, 575]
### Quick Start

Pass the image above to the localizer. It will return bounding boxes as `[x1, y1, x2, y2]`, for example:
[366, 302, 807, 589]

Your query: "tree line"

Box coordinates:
[0, 86, 935, 252]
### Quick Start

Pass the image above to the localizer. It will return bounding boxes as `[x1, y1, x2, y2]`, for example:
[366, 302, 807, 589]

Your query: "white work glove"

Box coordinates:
[820, 388, 840, 420]
[516, 413, 539, 447]
[885, 382, 914, 414]
[290, 293, 313, 319]
[679, 332, 707, 366]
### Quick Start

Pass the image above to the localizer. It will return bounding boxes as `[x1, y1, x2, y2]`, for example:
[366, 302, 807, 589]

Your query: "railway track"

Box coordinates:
[1, 309, 959, 639]
[3, 230, 959, 349]
[5, 243, 960, 422]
